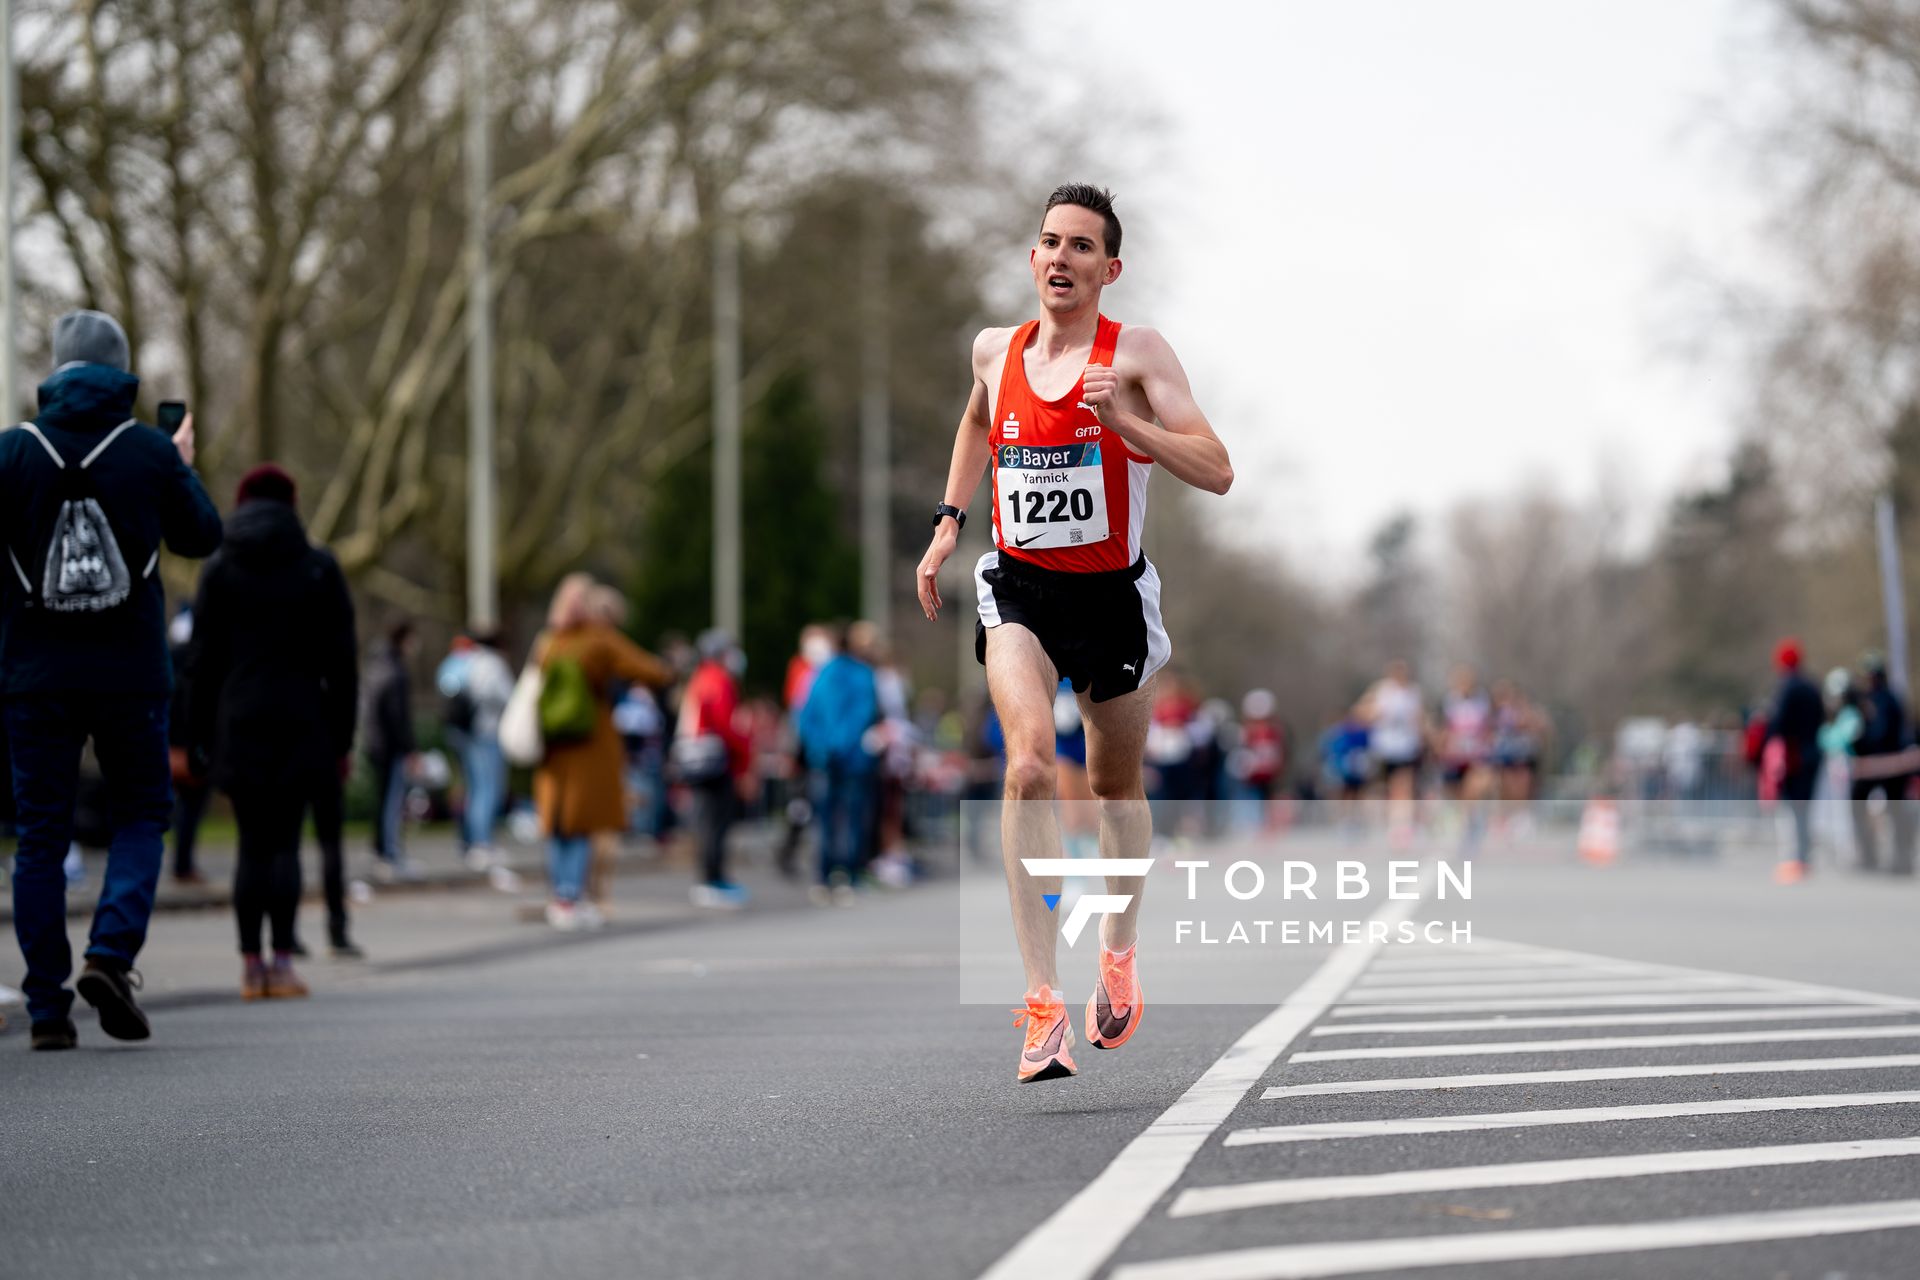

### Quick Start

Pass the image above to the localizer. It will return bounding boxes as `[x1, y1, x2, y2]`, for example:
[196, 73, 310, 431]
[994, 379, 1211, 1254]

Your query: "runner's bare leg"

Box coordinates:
[985, 624, 1064, 994]
[1080, 674, 1155, 952]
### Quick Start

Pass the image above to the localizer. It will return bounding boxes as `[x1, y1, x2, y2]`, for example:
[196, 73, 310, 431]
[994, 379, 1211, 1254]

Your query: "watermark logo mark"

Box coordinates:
[1019, 858, 1153, 945]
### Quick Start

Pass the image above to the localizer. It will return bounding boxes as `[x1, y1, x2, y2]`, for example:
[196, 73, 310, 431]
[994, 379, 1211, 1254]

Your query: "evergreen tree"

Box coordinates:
[630, 369, 858, 694]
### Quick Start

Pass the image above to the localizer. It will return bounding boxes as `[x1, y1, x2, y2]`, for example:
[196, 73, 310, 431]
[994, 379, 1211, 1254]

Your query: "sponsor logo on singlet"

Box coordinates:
[999, 443, 1101, 470]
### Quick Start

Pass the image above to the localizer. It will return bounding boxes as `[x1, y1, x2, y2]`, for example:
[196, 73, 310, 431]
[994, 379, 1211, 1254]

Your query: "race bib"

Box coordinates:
[997, 442, 1108, 551]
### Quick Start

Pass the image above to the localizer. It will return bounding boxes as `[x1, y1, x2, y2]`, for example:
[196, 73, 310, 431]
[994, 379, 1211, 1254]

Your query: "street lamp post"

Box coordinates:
[464, 0, 497, 632]
[859, 202, 890, 638]
[712, 220, 742, 640]
[1, 0, 17, 421]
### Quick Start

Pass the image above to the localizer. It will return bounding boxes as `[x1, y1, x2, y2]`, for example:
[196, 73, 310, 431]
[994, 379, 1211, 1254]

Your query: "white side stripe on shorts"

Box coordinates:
[973, 551, 1002, 628]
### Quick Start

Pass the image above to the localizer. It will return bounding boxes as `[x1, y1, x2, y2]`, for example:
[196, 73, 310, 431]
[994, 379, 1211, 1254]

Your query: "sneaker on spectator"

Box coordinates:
[31, 1017, 78, 1051]
[690, 882, 748, 910]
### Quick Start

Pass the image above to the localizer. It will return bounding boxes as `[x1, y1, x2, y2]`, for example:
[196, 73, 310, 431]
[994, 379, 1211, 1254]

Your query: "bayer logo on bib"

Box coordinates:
[998, 442, 1109, 551]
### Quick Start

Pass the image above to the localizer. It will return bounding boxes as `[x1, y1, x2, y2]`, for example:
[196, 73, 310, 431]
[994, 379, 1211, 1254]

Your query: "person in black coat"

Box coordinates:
[1853, 655, 1918, 874]
[361, 621, 418, 875]
[1765, 637, 1825, 879]
[188, 465, 358, 998]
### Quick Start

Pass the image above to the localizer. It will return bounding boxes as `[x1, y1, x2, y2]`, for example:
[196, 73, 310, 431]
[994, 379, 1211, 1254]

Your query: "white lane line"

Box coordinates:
[1341, 977, 1752, 1003]
[1310, 1005, 1920, 1036]
[1111, 1199, 1920, 1280]
[1292, 1023, 1920, 1062]
[1331, 991, 1836, 1016]
[1226, 1090, 1920, 1145]
[971, 866, 1434, 1280]
[1468, 940, 1920, 1010]
[1261, 1054, 1920, 1099]
[1169, 1136, 1920, 1217]
[1366, 952, 1600, 966]
[1352, 965, 1652, 987]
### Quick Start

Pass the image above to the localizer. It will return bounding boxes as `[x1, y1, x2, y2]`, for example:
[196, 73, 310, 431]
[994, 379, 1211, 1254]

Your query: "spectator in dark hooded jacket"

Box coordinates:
[362, 621, 418, 877]
[1853, 654, 1917, 874]
[188, 464, 359, 997]
[0, 309, 222, 1050]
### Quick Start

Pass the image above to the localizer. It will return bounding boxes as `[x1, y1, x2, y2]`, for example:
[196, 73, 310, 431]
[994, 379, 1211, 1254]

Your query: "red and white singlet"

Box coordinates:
[988, 315, 1154, 574]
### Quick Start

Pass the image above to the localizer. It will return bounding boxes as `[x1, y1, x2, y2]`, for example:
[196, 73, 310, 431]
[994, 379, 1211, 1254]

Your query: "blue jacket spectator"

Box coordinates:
[797, 628, 881, 893]
[799, 651, 880, 773]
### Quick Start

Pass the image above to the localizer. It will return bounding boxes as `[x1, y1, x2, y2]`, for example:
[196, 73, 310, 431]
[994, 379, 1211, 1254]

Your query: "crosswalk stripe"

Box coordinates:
[1341, 977, 1751, 1002]
[1111, 1198, 1920, 1280]
[1353, 965, 1650, 987]
[1291, 1022, 1920, 1062]
[1169, 1136, 1920, 1217]
[1367, 948, 1591, 967]
[1331, 991, 1837, 1016]
[1456, 941, 1920, 1010]
[1226, 1089, 1920, 1144]
[1309, 1005, 1920, 1036]
[1260, 1053, 1920, 1099]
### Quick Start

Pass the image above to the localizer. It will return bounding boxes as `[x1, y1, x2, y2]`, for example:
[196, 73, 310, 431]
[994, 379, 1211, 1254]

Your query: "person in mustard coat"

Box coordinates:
[532, 574, 670, 929]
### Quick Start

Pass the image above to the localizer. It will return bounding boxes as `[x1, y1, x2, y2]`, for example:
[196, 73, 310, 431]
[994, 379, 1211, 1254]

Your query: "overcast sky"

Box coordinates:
[1003, 0, 1775, 578]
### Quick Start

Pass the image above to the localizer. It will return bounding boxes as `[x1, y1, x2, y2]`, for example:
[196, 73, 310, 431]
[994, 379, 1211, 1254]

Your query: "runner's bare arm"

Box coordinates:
[915, 329, 1005, 621]
[1080, 328, 1233, 495]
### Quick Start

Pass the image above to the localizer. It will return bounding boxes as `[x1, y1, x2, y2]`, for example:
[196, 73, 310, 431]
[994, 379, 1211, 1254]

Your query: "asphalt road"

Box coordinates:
[5, 838, 1919, 1279]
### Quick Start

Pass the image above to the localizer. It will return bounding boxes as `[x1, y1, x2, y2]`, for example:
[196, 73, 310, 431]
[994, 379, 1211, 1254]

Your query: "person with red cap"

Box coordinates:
[1763, 636, 1825, 882]
[188, 464, 361, 996]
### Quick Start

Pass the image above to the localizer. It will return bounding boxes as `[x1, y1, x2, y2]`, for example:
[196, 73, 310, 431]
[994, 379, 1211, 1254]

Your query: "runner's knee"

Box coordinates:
[1005, 753, 1055, 802]
[1087, 762, 1147, 802]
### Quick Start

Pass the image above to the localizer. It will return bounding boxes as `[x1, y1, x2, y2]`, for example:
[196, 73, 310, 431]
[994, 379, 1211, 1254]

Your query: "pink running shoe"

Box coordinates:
[1013, 989, 1077, 1083]
[1086, 944, 1142, 1050]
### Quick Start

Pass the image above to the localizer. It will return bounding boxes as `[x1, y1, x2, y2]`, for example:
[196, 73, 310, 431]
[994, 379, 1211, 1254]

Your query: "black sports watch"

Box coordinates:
[932, 502, 966, 530]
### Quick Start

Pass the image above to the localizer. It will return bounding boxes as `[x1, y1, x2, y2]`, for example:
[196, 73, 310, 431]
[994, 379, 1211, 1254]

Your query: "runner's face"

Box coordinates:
[1031, 205, 1120, 312]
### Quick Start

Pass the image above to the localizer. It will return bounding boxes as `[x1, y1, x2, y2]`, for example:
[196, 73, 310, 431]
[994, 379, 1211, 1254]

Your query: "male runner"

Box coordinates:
[915, 184, 1232, 1082]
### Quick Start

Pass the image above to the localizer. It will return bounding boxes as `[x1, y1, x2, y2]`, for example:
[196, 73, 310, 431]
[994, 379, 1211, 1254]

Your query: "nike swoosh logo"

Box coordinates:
[1014, 533, 1047, 548]
[1096, 986, 1132, 1041]
[1024, 1017, 1067, 1062]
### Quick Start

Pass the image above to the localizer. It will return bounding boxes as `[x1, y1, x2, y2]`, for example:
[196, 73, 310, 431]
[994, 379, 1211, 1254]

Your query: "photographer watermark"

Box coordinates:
[1168, 857, 1472, 946]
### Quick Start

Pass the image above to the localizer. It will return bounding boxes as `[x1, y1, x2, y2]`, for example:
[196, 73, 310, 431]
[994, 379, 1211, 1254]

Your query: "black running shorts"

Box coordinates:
[973, 551, 1171, 703]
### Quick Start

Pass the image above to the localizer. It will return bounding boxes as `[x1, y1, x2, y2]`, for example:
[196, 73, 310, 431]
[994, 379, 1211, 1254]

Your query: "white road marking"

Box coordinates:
[1340, 977, 1751, 1002]
[1261, 1054, 1920, 1099]
[1331, 991, 1838, 1016]
[1310, 1005, 1920, 1036]
[1226, 1090, 1920, 1145]
[1111, 1199, 1920, 1280]
[1366, 949, 1596, 968]
[1292, 1022, 1920, 1062]
[1169, 1136, 1920, 1216]
[971, 865, 1434, 1280]
[1464, 940, 1920, 1010]
[1352, 964, 1650, 986]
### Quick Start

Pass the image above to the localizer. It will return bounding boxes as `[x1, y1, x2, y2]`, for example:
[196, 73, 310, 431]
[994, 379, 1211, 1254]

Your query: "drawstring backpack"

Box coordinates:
[7, 420, 153, 613]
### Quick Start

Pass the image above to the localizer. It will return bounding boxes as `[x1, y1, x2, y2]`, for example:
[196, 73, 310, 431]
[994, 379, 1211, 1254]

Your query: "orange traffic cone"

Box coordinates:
[1578, 796, 1620, 866]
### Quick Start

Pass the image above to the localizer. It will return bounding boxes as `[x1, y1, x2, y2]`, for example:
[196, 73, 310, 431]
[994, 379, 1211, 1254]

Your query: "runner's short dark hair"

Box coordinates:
[1043, 184, 1121, 257]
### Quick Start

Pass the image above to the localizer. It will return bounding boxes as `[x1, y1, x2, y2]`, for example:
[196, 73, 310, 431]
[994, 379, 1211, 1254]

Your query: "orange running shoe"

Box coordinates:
[1013, 988, 1076, 1083]
[1773, 860, 1808, 885]
[1086, 944, 1143, 1050]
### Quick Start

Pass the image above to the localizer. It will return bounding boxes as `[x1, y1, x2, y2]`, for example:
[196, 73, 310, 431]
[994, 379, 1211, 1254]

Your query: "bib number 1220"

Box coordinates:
[1008, 487, 1095, 524]
[997, 442, 1109, 550]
